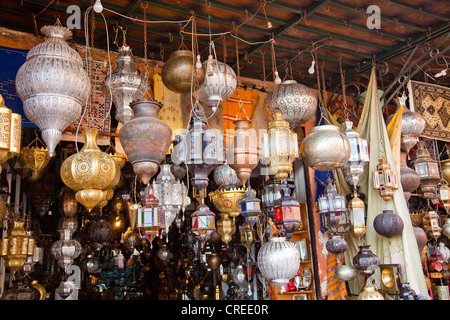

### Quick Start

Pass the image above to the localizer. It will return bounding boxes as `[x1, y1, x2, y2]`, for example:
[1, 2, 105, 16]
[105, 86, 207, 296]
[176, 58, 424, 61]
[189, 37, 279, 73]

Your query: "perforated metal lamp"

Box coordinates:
[318, 178, 349, 235]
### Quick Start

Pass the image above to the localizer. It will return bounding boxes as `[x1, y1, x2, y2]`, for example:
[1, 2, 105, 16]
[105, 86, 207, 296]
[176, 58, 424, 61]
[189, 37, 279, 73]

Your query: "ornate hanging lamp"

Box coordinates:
[103, 45, 149, 124]
[240, 188, 261, 228]
[373, 209, 404, 238]
[20, 134, 53, 173]
[191, 202, 216, 245]
[213, 163, 241, 189]
[60, 128, 121, 211]
[261, 176, 282, 218]
[0, 221, 35, 274]
[50, 223, 82, 272]
[421, 210, 441, 241]
[265, 79, 317, 129]
[372, 157, 399, 201]
[410, 141, 441, 200]
[348, 191, 366, 239]
[261, 110, 299, 181]
[240, 221, 256, 252]
[119, 99, 172, 185]
[137, 186, 164, 248]
[318, 178, 349, 235]
[0, 94, 22, 173]
[439, 184, 450, 213]
[209, 187, 247, 221]
[15, 24, 90, 156]
[273, 181, 302, 240]
[216, 212, 235, 246]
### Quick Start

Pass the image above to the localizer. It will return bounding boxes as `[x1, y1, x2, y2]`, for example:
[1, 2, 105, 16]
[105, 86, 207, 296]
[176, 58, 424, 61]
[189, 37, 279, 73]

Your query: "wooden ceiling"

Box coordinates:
[0, 0, 449, 107]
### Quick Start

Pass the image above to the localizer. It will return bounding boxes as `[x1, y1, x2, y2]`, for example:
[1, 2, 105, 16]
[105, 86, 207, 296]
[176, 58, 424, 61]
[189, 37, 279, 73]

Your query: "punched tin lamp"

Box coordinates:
[372, 157, 398, 201]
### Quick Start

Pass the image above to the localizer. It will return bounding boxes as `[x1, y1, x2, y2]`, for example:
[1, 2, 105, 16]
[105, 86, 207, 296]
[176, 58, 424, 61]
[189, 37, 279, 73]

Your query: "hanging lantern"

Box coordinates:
[0, 221, 35, 274]
[341, 120, 369, 189]
[373, 210, 404, 238]
[103, 45, 149, 124]
[0, 94, 22, 173]
[438, 184, 450, 213]
[265, 79, 317, 129]
[213, 163, 241, 189]
[240, 221, 256, 252]
[59, 187, 78, 218]
[257, 236, 300, 285]
[358, 281, 384, 300]
[137, 186, 164, 248]
[161, 49, 206, 93]
[274, 182, 302, 239]
[300, 124, 351, 172]
[227, 119, 259, 186]
[119, 99, 172, 185]
[153, 164, 190, 238]
[261, 111, 298, 181]
[421, 210, 441, 241]
[209, 187, 247, 221]
[172, 106, 224, 191]
[194, 58, 237, 106]
[240, 189, 261, 228]
[50, 226, 82, 272]
[428, 249, 448, 279]
[20, 135, 52, 173]
[2, 279, 40, 300]
[121, 227, 141, 252]
[348, 191, 366, 239]
[353, 245, 380, 276]
[410, 141, 440, 200]
[318, 178, 349, 235]
[15, 25, 90, 156]
[82, 255, 100, 274]
[60, 129, 120, 211]
[87, 219, 113, 245]
[372, 157, 399, 201]
[400, 151, 420, 201]
[261, 176, 282, 217]
[191, 203, 216, 244]
[216, 213, 235, 246]
[413, 226, 428, 255]
[325, 234, 347, 254]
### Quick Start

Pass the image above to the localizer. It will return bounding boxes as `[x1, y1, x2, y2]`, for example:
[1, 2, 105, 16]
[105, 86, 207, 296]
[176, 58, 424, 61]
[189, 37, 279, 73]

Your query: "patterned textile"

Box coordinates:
[61, 59, 111, 145]
[408, 80, 450, 142]
[326, 253, 348, 300]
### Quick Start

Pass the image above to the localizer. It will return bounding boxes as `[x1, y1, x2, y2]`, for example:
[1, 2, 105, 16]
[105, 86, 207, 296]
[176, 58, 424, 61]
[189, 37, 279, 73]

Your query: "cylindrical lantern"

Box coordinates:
[372, 157, 398, 201]
[137, 186, 164, 248]
[318, 178, 349, 235]
[261, 112, 298, 182]
[274, 183, 302, 239]
[103, 45, 149, 124]
[15, 25, 90, 156]
[410, 141, 440, 200]
[257, 236, 300, 285]
[265, 79, 317, 129]
[300, 124, 351, 171]
[191, 203, 216, 244]
[348, 192, 366, 239]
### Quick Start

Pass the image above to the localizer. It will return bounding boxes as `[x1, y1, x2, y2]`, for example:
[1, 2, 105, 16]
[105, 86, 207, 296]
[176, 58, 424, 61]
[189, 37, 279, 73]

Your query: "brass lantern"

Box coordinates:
[209, 187, 247, 221]
[318, 178, 349, 235]
[348, 191, 366, 239]
[438, 184, 450, 213]
[410, 141, 440, 200]
[60, 129, 121, 211]
[421, 210, 441, 241]
[20, 136, 53, 172]
[191, 203, 216, 244]
[0, 94, 22, 172]
[240, 221, 256, 252]
[274, 182, 302, 239]
[261, 111, 298, 182]
[137, 186, 164, 248]
[0, 221, 35, 274]
[372, 157, 398, 201]
[216, 212, 235, 246]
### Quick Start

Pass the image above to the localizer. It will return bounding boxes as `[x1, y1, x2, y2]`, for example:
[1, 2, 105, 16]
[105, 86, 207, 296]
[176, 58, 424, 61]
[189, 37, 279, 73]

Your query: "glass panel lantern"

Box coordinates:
[439, 184, 450, 213]
[240, 221, 256, 252]
[191, 203, 216, 244]
[318, 178, 349, 235]
[261, 176, 282, 217]
[261, 112, 298, 182]
[372, 157, 398, 201]
[137, 186, 164, 248]
[240, 189, 261, 228]
[274, 181, 302, 239]
[341, 120, 369, 189]
[411, 141, 441, 200]
[348, 191, 366, 239]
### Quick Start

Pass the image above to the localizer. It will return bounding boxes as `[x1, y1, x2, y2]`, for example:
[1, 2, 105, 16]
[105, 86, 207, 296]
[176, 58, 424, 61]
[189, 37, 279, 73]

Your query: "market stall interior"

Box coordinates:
[0, 0, 448, 300]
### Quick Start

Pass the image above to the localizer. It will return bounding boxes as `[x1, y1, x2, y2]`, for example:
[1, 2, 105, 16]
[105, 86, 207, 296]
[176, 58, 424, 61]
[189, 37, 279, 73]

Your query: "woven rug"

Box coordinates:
[408, 80, 450, 142]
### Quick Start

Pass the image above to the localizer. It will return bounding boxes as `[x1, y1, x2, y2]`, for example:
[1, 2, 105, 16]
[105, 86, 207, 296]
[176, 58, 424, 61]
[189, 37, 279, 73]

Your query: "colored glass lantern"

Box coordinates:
[318, 178, 349, 235]
[421, 210, 441, 241]
[137, 186, 164, 248]
[191, 203, 216, 244]
[428, 249, 448, 279]
[240, 221, 256, 252]
[410, 141, 440, 200]
[240, 188, 261, 228]
[348, 191, 366, 239]
[274, 182, 302, 239]
[372, 157, 398, 201]
[261, 176, 282, 218]
[438, 184, 450, 213]
[261, 112, 298, 182]
[172, 106, 224, 191]
[341, 120, 369, 189]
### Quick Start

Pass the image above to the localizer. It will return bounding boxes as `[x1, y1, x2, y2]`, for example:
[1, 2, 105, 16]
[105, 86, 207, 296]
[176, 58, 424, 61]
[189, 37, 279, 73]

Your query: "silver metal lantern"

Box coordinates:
[50, 227, 82, 273]
[15, 25, 90, 157]
[318, 178, 349, 235]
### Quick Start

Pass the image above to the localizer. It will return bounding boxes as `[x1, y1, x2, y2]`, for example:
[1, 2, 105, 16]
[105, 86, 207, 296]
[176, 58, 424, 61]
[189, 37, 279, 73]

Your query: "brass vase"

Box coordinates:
[400, 151, 420, 201]
[119, 99, 172, 185]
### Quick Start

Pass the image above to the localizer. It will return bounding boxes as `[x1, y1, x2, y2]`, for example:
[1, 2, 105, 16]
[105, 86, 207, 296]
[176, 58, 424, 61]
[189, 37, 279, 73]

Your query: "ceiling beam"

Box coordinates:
[376, 0, 449, 22]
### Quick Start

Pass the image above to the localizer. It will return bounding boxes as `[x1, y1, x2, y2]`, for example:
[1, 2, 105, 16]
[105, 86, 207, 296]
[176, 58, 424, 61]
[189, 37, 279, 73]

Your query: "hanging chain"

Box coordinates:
[270, 36, 278, 82]
[339, 55, 349, 121]
[143, 2, 149, 83]
[235, 28, 241, 86]
[261, 49, 266, 86]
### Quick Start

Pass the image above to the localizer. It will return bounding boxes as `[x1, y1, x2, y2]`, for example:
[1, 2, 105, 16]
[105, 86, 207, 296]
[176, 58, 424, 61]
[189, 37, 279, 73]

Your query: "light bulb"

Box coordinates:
[274, 71, 281, 84]
[308, 59, 315, 74]
[436, 69, 447, 78]
[267, 21, 273, 29]
[93, 0, 103, 13]
[196, 55, 202, 69]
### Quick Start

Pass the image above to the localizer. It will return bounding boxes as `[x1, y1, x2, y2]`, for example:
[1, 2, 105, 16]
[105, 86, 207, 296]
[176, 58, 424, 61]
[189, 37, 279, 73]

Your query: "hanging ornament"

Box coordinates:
[194, 59, 237, 106]
[261, 111, 299, 181]
[0, 221, 35, 274]
[0, 94, 22, 173]
[60, 129, 121, 211]
[137, 186, 164, 248]
[265, 80, 317, 129]
[172, 105, 224, 191]
[373, 209, 404, 238]
[119, 99, 172, 185]
[372, 157, 399, 201]
[410, 141, 440, 200]
[300, 124, 351, 172]
[273, 181, 302, 239]
[103, 45, 149, 124]
[191, 203, 216, 245]
[15, 25, 90, 156]
[227, 119, 259, 186]
[161, 49, 206, 93]
[318, 178, 349, 235]
[341, 120, 369, 189]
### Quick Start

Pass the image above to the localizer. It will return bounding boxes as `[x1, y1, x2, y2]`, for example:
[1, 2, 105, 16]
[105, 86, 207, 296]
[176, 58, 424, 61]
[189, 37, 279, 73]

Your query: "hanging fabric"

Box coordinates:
[326, 253, 348, 300]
